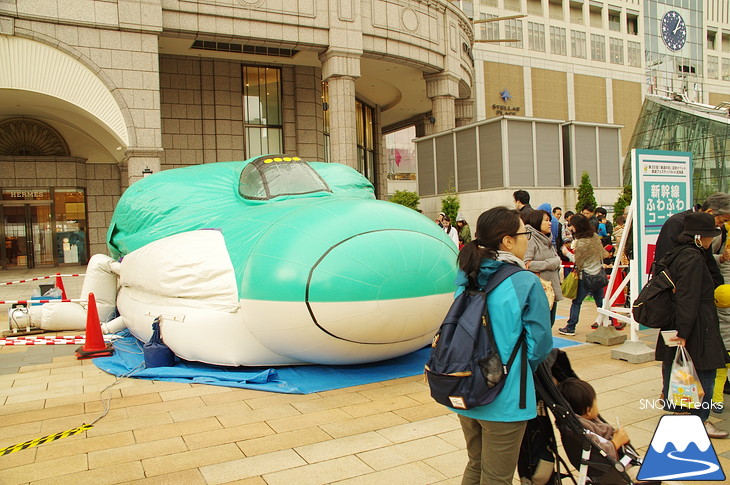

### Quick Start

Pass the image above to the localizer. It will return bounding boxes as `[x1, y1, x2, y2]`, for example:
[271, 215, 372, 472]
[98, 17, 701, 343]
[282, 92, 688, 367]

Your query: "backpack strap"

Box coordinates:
[653, 244, 693, 275]
[662, 245, 687, 265]
[504, 331, 528, 409]
[482, 263, 524, 294]
[482, 263, 529, 409]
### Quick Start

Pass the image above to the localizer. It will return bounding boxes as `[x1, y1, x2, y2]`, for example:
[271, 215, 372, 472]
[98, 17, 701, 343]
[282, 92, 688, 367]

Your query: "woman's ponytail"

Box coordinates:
[457, 240, 493, 275]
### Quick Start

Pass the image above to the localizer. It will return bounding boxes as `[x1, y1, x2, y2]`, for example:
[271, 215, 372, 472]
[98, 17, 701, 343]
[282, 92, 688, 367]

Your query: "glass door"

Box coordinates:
[2, 204, 54, 268]
[32, 204, 54, 267]
[54, 189, 87, 265]
[3, 206, 29, 268]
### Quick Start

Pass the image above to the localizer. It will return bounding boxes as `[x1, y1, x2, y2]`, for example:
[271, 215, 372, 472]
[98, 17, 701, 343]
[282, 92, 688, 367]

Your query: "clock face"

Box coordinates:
[661, 10, 687, 51]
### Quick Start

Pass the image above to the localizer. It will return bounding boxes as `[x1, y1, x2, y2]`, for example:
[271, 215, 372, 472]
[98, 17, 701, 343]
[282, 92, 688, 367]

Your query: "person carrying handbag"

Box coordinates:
[523, 209, 563, 326]
[558, 214, 608, 337]
[655, 212, 729, 439]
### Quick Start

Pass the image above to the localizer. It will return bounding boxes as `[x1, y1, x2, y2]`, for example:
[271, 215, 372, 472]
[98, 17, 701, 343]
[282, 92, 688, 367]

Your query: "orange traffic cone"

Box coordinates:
[55, 273, 68, 300]
[76, 293, 114, 359]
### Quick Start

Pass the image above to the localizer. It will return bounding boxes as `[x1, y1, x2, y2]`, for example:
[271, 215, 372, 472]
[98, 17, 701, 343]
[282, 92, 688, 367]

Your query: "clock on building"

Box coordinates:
[661, 10, 687, 51]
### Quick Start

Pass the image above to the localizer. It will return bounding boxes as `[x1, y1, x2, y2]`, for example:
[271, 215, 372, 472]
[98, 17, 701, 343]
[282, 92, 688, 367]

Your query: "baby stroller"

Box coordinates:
[519, 349, 654, 485]
[518, 350, 577, 485]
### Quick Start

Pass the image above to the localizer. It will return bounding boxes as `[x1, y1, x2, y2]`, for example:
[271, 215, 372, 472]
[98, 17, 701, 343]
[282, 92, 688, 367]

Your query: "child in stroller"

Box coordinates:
[519, 349, 655, 485]
[558, 378, 635, 477]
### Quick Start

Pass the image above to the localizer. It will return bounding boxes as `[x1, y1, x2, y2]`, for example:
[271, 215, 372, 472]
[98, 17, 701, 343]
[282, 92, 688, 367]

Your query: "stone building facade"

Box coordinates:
[0, 0, 474, 269]
[409, 0, 730, 222]
[466, 0, 730, 157]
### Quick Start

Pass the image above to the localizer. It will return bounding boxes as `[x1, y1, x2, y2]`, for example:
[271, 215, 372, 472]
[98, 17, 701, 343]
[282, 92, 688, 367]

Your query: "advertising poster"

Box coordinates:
[631, 149, 693, 291]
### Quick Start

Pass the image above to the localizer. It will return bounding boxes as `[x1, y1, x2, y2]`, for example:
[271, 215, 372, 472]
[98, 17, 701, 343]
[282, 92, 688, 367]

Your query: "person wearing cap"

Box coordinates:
[655, 212, 730, 439]
[455, 213, 471, 248]
[654, 192, 730, 287]
[436, 212, 445, 228]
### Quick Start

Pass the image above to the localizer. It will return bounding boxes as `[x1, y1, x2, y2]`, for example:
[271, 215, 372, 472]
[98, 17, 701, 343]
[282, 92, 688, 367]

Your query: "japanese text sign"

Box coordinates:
[632, 149, 692, 290]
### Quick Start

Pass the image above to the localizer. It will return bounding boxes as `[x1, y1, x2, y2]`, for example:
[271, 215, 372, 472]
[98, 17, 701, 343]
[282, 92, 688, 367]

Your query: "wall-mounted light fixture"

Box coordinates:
[142, 168, 153, 177]
[429, 116, 436, 124]
[322, 102, 329, 111]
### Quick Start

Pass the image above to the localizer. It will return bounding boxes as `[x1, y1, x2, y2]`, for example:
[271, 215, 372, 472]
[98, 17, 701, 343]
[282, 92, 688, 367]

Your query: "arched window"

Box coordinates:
[0, 118, 70, 156]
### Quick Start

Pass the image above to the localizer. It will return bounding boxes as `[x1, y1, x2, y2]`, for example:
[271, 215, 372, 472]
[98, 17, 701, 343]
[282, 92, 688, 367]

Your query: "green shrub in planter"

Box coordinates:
[389, 190, 420, 211]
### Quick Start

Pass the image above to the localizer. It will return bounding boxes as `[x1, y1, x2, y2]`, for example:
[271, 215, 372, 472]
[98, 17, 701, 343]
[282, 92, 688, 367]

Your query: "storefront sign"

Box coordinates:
[491, 104, 521, 116]
[2, 189, 50, 200]
[631, 149, 692, 289]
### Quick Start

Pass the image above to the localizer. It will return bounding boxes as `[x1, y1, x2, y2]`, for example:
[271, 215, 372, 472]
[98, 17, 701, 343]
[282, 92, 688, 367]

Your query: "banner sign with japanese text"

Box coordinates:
[631, 149, 693, 290]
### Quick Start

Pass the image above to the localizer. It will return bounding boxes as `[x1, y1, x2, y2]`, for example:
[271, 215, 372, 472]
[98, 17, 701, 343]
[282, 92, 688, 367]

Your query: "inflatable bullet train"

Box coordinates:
[90, 154, 458, 366]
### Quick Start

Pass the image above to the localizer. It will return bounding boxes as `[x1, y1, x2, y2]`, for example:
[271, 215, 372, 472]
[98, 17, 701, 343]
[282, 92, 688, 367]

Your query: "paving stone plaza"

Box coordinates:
[1, 266, 728, 484]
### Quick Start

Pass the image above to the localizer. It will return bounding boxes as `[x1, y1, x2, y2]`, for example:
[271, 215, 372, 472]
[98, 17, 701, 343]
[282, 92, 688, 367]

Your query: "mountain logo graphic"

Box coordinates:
[637, 415, 725, 481]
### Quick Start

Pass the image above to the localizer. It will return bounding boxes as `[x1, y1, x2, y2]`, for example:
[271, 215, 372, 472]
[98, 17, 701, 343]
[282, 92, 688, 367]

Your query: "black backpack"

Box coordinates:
[425, 264, 528, 410]
[631, 247, 687, 329]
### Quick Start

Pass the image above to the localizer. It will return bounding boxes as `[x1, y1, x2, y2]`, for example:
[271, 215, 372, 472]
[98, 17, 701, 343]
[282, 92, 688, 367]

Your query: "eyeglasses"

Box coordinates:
[512, 231, 532, 240]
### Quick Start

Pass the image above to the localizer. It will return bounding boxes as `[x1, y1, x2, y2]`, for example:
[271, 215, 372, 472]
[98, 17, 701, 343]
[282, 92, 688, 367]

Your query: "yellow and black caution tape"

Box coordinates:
[0, 423, 93, 456]
[0, 363, 144, 458]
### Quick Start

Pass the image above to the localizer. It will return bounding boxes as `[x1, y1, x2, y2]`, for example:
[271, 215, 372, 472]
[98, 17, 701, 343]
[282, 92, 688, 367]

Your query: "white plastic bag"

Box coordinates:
[42, 286, 62, 297]
[667, 346, 704, 409]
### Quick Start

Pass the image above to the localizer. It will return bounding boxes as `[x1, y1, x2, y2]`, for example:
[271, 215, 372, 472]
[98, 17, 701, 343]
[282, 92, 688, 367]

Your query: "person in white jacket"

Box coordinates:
[442, 215, 459, 246]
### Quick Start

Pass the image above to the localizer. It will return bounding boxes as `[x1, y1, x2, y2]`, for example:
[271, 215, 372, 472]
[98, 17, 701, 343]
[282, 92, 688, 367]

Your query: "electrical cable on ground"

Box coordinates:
[1, 346, 146, 456]
[88, 362, 146, 425]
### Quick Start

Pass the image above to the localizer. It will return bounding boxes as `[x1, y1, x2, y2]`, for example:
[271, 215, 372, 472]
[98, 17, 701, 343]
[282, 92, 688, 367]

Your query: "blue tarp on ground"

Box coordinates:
[93, 331, 582, 394]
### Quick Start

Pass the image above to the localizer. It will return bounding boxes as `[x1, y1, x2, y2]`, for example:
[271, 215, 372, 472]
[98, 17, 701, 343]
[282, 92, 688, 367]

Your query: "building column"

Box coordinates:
[320, 50, 361, 169]
[455, 98, 475, 127]
[124, 148, 163, 187]
[425, 73, 460, 133]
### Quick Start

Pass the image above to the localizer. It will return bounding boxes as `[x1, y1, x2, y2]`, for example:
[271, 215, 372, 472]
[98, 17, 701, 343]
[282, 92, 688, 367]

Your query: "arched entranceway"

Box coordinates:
[0, 118, 89, 269]
[0, 35, 151, 266]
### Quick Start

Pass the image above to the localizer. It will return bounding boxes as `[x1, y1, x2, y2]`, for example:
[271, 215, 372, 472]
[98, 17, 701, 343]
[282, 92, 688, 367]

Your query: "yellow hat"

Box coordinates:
[716, 284, 730, 308]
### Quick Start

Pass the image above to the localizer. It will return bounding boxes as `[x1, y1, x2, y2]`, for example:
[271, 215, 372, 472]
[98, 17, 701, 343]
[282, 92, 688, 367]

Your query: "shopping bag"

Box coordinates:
[561, 271, 578, 300]
[539, 277, 555, 308]
[667, 346, 704, 409]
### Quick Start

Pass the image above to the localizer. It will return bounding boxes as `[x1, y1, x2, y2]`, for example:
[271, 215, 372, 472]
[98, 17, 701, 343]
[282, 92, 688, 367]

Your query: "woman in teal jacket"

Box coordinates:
[453, 206, 553, 485]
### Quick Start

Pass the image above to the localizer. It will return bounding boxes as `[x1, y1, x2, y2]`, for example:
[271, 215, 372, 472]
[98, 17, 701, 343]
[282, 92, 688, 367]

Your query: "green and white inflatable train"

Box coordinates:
[102, 155, 458, 366]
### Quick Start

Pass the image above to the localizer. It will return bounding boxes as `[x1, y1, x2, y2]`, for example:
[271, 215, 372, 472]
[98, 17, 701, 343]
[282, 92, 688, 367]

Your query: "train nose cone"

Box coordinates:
[306, 228, 456, 344]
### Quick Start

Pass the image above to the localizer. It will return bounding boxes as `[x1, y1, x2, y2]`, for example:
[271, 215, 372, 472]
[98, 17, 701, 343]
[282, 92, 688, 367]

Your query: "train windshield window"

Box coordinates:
[239, 156, 331, 200]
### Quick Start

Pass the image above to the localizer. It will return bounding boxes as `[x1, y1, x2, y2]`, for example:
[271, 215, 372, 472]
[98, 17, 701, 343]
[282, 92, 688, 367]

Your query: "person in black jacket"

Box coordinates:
[581, 204, 599, 232]
[513, 190, 533, 215]
[656, 212, 730, 439]
[653, 192, 730, 287]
